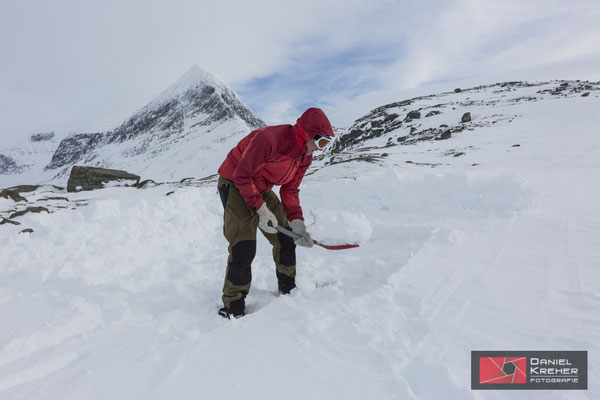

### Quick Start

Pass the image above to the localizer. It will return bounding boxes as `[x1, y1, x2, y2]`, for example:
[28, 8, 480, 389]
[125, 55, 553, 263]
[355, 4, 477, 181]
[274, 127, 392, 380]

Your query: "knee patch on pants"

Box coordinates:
[277, 232, 296, 267]
[227, 240, 256, 286]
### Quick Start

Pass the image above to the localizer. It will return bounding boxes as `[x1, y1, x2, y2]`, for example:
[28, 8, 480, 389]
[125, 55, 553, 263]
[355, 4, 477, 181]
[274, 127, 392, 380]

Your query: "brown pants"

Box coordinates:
[217, 177, 296, 312]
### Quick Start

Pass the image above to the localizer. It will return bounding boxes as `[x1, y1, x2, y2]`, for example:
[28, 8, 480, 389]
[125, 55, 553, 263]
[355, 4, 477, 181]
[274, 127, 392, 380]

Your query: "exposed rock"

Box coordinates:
[425, 111, 441, 117]
[41, 196, 69, 201]
[535, 81, 597, 97]
[66, 166, 140, 192]
[0, 189, 27, 202]
[453, 152, 466, 157]
[440, 130, 452, 140]
[582, 92, 590, 97]
[1, 217, 20, 225]
[512, 144, 521, 147]
[405, 111, 421, 121]
[0, 154, 24, 174]
[20, 228, 34, 233]
[166, 191, 175, 196]
[461, 112, 472, 123]
[30, 132, 55, 142]
[5, 185, 40, 193]
[454, 88, 462, 93]
[9, 206, 49, 219]
[46, 132, 106, 170]
[133, 179, 156, 189]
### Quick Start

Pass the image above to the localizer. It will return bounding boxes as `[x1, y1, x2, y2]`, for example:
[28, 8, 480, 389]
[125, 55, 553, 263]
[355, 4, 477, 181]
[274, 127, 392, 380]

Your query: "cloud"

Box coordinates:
[1, 0, 599, 140]
[318, 0, 600, 125]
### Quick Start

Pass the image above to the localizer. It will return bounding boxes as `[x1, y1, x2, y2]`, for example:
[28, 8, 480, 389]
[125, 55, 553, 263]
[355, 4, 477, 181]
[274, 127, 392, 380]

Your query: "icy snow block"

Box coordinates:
[67, 166, 140, 192]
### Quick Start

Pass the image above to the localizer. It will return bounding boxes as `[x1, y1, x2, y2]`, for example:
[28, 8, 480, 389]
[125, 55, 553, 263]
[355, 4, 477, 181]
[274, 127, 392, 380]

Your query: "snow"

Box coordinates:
[149, 65, 229, 107]
[1, 84, 599, 399]
[307, 208, 372, 245]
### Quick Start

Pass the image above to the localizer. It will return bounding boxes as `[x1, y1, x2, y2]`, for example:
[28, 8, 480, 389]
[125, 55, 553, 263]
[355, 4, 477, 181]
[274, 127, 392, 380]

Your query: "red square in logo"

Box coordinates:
[480, 357, 527, 384]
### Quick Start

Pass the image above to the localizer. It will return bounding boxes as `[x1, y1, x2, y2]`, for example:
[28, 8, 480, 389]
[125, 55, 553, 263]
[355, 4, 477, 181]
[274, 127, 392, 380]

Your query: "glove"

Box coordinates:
[257, 203, 278, 234]
[289, 219, 313, 248]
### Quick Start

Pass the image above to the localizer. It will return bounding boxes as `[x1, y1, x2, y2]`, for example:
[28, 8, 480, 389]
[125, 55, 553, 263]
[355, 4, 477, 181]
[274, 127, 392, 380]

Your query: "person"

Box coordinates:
[216, 107, 334, 319]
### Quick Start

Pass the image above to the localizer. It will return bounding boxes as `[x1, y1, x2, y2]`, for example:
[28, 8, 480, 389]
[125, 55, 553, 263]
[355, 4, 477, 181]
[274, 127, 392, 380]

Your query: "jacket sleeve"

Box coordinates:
[280, 157, 311, 221]
[232, 133, 273, 210]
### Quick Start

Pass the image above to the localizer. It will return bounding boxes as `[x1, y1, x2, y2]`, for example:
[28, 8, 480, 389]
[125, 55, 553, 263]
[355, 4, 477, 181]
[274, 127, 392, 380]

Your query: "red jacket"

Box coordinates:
[218, 108, 333, 221]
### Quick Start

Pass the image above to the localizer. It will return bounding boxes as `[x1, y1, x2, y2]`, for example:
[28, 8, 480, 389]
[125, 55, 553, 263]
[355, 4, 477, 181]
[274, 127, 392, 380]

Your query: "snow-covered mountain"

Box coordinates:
[322, 80, 598, 163]
[45, 65, 264, 181]
[0, 66, 264, 187]
[0, 132, 61, 182]
[1, 79, 599, 400]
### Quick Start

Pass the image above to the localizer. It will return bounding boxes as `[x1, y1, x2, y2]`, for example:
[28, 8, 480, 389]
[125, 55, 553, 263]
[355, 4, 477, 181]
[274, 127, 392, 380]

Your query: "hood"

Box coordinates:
[293, 107, 334, 151]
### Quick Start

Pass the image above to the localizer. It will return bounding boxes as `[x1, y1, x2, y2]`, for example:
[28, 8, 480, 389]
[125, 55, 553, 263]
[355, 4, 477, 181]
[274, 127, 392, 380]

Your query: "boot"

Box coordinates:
[219, 297, 245, 319]
[218, 307, 245, 319]
[277, 271, 296, 295]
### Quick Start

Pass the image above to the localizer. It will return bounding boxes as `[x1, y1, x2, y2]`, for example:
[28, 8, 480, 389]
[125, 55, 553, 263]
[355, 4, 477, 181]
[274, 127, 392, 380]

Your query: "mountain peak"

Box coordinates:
[151, 65, 227, 106]
[175, 65, 225, 89]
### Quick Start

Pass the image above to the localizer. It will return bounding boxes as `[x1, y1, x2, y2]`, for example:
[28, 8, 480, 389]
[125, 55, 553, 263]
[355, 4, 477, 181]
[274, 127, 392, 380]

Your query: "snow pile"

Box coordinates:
[2, 187, 222, 293]
[307, 208, 372, 245]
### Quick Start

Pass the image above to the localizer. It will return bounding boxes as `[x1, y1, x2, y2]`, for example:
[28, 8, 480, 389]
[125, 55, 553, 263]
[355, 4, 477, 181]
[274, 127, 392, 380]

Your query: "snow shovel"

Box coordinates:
[273, 224, 359, 250]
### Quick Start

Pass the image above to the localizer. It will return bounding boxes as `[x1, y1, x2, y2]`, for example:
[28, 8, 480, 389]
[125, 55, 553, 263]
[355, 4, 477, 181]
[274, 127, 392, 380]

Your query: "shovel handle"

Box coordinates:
[274, 225, 359, 250]
[274, 224, 301, 239]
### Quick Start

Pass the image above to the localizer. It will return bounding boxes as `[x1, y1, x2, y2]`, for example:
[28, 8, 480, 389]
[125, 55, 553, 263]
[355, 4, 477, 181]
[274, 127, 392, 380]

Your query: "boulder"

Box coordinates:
[440, 130, 452, 140]
[67, 166, 140, 192]
[0, 189, 27, 202]
[461, 112, 472, 123]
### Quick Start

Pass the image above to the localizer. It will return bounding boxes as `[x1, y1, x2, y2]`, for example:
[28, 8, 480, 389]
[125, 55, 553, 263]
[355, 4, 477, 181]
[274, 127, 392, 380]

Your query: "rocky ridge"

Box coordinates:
[317, 80, 599, 169]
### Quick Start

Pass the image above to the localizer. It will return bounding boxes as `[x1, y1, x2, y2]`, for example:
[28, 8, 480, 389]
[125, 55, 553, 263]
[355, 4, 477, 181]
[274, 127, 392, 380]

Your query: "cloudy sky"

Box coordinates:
[1, 0, 599, 144]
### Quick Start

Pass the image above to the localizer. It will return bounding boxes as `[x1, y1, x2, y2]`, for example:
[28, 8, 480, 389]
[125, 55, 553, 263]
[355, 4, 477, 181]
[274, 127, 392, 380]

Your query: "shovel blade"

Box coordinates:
[314, 240, 360, 250]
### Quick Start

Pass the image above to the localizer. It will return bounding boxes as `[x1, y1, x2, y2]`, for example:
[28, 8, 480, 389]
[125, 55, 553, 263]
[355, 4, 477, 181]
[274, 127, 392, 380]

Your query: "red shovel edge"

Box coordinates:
[274, 225, 359, 250]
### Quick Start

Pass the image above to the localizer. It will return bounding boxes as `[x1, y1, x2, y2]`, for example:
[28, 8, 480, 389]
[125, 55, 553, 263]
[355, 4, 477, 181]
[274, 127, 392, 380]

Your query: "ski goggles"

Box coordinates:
[313, 134, 332, 150]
